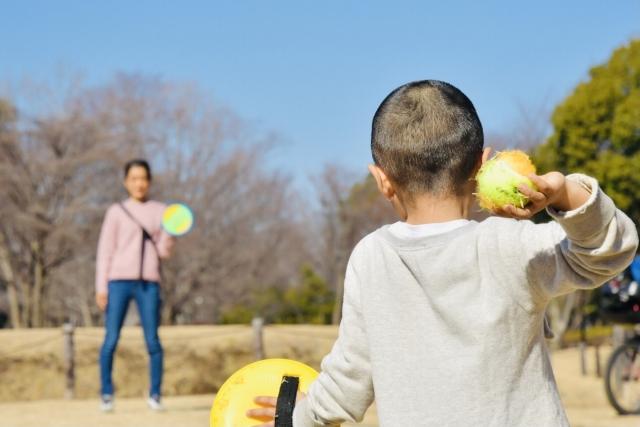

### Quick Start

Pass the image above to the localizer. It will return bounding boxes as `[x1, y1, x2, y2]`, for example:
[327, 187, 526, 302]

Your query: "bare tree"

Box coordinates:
[0, 90, 122, 327]
[311, 165, 396, 324]
[485, 98, 552, 152]
[0, 74, 312, 327]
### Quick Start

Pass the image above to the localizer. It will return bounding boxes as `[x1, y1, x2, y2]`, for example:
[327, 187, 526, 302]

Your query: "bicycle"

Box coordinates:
[600, 272, 640, 415]
[604, 330, 640, 414]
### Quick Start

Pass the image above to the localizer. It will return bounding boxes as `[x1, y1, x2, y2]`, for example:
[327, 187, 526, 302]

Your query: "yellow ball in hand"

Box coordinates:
[475, 150, 537, 211]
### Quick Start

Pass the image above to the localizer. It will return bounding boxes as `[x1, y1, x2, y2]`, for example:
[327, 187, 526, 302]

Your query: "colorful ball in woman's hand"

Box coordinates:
[475, 150, 537, 212]
[162, 203, 194, 236]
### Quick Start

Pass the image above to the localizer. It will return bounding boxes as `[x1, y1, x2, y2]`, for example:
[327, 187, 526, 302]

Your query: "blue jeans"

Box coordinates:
[99, 280, 163, 397]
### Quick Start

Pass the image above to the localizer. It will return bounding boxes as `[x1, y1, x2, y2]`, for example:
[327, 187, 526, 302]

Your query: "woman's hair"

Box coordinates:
[124, 159, 152, 180]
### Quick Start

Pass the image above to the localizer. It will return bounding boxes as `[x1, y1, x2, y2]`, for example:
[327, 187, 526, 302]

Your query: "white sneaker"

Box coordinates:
[100, 394, 114, 412]
[147, 394, 164, 411]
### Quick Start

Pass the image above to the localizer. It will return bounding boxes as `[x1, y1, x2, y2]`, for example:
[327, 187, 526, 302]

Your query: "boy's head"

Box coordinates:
[370, 80, 484, 204]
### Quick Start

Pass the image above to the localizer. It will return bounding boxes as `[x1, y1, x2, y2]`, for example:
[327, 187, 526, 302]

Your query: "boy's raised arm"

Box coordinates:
[517, 173, 638, 307]
[293, 258, 374, 426]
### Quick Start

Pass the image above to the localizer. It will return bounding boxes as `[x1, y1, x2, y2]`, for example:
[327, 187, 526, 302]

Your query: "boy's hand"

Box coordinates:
[495, 172, 590, 219]
[247, 393, 306, 427]
[247, 396, 277, 427]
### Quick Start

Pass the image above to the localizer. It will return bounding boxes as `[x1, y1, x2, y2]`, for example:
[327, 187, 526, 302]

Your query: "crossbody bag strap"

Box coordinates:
[118, 202, 162, 280]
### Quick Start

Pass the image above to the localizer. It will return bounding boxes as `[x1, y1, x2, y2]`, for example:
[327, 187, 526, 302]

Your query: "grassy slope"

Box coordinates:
[0, 325, 338, 401]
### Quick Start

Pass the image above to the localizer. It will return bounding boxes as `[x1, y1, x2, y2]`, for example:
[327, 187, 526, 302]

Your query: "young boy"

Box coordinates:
[249, 80, 639, 426]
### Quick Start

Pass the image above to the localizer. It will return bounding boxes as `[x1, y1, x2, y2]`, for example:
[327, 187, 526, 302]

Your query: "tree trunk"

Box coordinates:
[31, 264, 44, 327]
[80, 299, 94, 327]
[21, 280, 31, 327]
[31, 241, 45, 327]
[0, 233, 21, 328]
[6, 283, 21, 328]
[161, 302, 174, 325]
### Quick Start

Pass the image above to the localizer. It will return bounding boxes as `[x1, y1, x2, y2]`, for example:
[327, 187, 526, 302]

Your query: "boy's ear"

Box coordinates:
[481, 147, 492, 164]
[471, 147, 493, 176]
[368, 164, 395, 200]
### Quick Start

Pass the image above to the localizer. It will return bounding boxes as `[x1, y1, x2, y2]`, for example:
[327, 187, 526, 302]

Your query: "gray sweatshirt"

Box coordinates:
[293, 174, 639, 427]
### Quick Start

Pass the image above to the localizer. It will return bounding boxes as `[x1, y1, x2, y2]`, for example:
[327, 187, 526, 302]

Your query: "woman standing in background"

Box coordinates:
[95, 159, 174, 412]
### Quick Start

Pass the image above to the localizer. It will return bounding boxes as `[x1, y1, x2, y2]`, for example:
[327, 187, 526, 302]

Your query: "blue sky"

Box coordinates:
[1, 1, 638, 190]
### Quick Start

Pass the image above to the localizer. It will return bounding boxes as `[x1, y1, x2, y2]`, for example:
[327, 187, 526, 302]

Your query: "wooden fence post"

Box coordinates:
[579, 341, 587, 376]
[63, 322, 75, 399]
[252, 317, 265, 360]
[579, 322, 587, 376]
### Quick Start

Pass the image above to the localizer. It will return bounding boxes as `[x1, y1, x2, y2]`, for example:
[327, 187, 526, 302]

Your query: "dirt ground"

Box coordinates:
[1, 327, 639, 426]
[553, 347, 640, 427]
[0, 394, 379, 427]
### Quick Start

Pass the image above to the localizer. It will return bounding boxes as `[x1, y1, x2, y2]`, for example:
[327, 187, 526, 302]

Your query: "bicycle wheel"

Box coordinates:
[605, 342, 640, 415]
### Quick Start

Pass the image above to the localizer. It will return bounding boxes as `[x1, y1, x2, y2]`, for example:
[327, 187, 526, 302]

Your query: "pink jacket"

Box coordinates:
[95, 199, 175, 294]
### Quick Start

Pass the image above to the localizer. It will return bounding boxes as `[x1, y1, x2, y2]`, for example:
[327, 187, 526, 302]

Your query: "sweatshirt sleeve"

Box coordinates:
[293, 258, 374, 426]
[154, 203, 175, 259]
[520, 173, 638, 308]
[155, 230, 175, 259]
[95, 206, 118, 295]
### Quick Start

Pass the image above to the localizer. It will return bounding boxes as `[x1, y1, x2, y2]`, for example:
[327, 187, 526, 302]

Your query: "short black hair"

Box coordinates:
[371, 80, 483, 199]
[124, 159, 152, 181]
